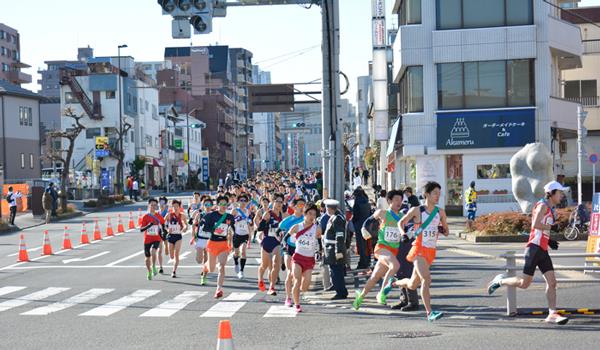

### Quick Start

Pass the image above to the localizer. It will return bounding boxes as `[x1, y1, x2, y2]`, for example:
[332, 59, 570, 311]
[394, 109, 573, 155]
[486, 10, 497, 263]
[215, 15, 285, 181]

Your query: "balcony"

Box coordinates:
[550, 96, 579, 130]
[583, 40, 600, 54]
[7, 70, 32, 84]
[564, 96, 599, 107]
[548, 15, 583, 69]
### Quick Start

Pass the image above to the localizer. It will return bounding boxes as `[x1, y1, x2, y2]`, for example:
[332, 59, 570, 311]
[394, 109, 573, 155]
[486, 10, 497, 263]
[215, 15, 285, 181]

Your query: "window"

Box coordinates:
[145, 100, 149, 111]
[476, 164, 511, 179]
[65, 91, 78, 104]
[436, 0, 533, 30]
[399, 0, 421, 25]
[399, 66, 424, 113]
[152, 105, 158, 119]
[437, 59, 535, 110]
[29, 154, 34, 169]
[19, 107, 32, 126]
[130, 131, 134, 143]
[1, 63, 8, 72]
[86, 127, 101, 139]
[53, 140, 61, 150]
[565, 80, 598, 106]
[105, 91, 116, 99]
[20, 153, 25, 169]
[0, 46, 5, 56]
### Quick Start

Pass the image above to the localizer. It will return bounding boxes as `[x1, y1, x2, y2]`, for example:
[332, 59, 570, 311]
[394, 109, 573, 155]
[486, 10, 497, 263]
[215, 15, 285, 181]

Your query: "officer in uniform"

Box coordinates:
[321, 199, 348, 300]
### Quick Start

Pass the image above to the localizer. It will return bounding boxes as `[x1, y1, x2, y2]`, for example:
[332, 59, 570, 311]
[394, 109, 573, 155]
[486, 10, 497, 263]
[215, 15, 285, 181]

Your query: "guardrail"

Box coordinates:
[500, 252, 600, 316]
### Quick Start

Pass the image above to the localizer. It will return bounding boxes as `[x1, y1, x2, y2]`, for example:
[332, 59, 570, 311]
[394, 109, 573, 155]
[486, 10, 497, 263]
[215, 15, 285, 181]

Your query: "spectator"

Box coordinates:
[352, 187, 372, 270]
[362, 168, 370, 186]
[377, 190, 389, 211]
[6, 186, 20, 225]
[42, 187, 53, 224]
[225, 173, 233, 189]
[132, 178, 140, 201]
[46, 182, 58, 217]
[464, 181, 477, 231]
[127, 176, 133, 200]
[322, 199, 349, 300]
[401, 187, 420, 213]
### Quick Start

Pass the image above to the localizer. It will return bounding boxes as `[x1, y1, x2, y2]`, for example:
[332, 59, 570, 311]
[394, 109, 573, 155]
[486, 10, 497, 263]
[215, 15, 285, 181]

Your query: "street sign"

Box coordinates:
[95, 136, 109, 158]
[589, 153, 598, 164]
[174, 139, 183, 150]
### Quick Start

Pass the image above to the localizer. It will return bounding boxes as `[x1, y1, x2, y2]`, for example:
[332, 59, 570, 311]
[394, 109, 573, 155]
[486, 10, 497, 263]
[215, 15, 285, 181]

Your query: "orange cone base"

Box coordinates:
[42, 245, 53, 256]
[93, 232, 102, 241]
[62, 240, 73, 250]
[18, 250, 29, 262]
[80, 235, 90, 244]
[117, 224, 125, 233]
[106, 228, 114, 236]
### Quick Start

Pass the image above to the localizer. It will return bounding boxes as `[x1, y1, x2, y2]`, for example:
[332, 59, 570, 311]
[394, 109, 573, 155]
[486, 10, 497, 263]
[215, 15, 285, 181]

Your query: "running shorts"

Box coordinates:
[406, 245, 436, 265]
[467, 210, 476, 221]
[206, 240, 231, 257]
[523, 244, 554, 276]
[144, 241, 160, 257]
[261, 236, 280, 254]
[195, 238, 208, 250]
[374, 243, 399, 258]
[167, 233, 182, 244]
[233, 234, 249, 249]
[292, 253, 315, 273]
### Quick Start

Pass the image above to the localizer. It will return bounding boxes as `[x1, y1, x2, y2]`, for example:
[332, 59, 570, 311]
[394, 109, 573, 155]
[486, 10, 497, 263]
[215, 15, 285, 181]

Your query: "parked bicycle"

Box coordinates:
[565, 204, 590, 241]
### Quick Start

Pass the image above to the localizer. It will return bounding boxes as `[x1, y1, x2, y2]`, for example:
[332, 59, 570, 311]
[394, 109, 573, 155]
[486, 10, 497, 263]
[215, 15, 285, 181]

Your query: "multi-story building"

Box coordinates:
[136, 60, 172, 84]
[229, 48, 254, 177]
[252, 65, 282, 171]
[37, 47, 94, 98]
[356, 76, 371, 168]
[390, 0, 583, 215]
[0, 23, 31, 86]
[0, 80, 42, 181]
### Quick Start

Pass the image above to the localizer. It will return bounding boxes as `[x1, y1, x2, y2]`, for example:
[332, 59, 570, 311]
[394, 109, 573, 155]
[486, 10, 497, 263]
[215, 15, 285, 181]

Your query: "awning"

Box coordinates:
[153, 159, 165, 167]
[386, 118, 401, 157]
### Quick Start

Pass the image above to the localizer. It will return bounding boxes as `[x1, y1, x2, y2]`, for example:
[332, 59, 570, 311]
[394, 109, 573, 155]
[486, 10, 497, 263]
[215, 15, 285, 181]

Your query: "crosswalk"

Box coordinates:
[0, 286, 303, 318]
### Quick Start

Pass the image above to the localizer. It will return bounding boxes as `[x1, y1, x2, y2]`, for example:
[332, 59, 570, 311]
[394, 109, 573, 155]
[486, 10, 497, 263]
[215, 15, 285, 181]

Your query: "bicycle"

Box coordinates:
[565, 209, 589, 241]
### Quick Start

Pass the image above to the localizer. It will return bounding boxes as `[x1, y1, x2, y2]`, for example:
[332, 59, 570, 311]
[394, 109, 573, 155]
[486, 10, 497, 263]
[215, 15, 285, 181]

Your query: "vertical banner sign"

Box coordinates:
[201, 150, 209, 182]
[586, 193, 600, 266]
[372, 0, 389, 141]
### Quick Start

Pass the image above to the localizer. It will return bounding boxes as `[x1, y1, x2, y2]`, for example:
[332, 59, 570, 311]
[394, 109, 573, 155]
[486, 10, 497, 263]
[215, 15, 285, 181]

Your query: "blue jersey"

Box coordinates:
[279, 215, 304, 247]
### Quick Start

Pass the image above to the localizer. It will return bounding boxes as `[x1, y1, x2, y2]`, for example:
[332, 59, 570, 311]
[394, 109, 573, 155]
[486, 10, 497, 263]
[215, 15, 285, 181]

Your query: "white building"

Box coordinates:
[356, 76, 371, 168]
[252, 65, 282, 171]
[136, 61, 172, 84]
[390, 0, 582, 215]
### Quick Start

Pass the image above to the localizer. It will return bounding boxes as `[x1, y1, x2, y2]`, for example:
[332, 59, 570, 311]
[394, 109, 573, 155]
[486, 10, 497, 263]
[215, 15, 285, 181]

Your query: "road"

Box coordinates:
[0, 197, 599, 349]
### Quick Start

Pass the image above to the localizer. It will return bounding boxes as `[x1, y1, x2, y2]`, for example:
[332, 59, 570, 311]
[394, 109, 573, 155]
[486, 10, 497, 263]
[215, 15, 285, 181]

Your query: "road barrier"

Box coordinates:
[80, 221, 90, 244]
[128, 212, 135, 230]
[500, 251, 600, 316]
[216, 320, 234, 350]
[117, 214, 125, 233]
[17, 233, 29, 262]
[62, 226, 73, 250]
[106, 217, 114, 237]
[93, 219, 102, 241]
[41, 230, 53, 255]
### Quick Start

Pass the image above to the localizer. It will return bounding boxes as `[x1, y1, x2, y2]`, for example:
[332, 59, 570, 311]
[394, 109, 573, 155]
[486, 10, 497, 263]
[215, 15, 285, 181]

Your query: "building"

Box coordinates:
[37, 47, 94, 98]
[252, 65, 282, 171]
[136, 60, 172, 84]
[0, 23, 31, 86]
[356, 75, 371, 168]
[390, 0, 582, 215]
[0, 80, 42, 181]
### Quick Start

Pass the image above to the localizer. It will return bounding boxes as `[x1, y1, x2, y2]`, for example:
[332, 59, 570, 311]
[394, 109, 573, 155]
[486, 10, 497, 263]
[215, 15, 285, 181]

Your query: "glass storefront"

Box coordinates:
[446, 155, 463, 214]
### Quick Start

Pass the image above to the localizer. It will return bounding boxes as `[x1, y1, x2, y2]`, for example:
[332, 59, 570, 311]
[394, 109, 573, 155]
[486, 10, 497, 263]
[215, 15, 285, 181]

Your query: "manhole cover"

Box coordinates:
[382, 331, 442, 339]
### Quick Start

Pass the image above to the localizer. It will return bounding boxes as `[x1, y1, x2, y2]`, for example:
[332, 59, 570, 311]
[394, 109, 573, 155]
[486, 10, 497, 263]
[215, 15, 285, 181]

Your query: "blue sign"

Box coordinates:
[100, 168, 111, 192]
[202, 157, 209, 182]
[95, 149, 110, 158]
[436, 108, 535, 150]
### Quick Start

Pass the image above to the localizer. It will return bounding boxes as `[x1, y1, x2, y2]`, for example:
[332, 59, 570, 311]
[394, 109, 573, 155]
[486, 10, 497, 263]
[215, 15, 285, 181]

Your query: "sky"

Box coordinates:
[5, 0, 600, 109]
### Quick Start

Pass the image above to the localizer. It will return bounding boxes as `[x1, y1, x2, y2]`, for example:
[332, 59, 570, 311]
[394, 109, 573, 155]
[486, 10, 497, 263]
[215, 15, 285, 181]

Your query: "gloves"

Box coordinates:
[550, 224, 560, 232]
[549, 239, 559, 250]
[401, 234, 410, 243]
[335, 252, 344, 260]
[361, 227, 372, 240]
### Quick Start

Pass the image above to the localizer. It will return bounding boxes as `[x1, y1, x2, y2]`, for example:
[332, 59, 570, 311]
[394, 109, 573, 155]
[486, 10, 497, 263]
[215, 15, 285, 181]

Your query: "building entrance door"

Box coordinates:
[446, 155, 463, 216]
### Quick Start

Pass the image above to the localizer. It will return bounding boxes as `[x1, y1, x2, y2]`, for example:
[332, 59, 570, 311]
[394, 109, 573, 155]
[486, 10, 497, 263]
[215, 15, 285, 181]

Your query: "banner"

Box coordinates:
[586, 193, 600, 265]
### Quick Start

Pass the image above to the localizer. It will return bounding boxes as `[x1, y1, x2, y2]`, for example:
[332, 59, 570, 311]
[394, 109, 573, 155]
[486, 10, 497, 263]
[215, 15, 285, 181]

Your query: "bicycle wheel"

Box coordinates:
[564, 226, 579, 241]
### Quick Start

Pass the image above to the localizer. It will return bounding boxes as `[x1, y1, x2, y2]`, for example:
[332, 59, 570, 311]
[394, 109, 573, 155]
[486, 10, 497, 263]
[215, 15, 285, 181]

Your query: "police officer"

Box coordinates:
[321, 199, 348, 300]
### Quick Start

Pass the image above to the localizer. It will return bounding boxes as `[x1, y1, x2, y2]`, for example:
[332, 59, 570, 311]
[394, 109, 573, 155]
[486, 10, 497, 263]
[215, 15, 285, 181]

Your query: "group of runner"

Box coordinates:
[138, 170, 571, 324]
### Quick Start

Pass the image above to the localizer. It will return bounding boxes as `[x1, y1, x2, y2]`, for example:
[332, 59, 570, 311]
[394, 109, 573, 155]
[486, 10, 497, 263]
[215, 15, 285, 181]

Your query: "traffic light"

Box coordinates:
[175, 0, 192, 11]
[190, 123, 204, 128]
[190, 1, 213, 35]
[158, 0, 176, 14]
[292, 122, 306, 127]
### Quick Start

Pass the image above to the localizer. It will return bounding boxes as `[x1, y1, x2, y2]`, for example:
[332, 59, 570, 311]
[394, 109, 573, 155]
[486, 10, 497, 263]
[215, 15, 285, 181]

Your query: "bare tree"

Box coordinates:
[44, 107, 86, 212]
[107, 120, 132, 195]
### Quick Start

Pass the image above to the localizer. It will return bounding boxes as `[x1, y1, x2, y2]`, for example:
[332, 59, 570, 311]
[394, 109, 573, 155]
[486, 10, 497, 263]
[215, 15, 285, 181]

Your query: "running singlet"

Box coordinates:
[293, 222, 318, 257]
[202, 211, 235, 242]
[377, 209, 403, 249]
[167, 214, 184, 234]
[280, 215, 304, 247]
[413, 206, 441, 249]
[528, 200, 554, 251]
[141, 213, 165, 244]
[234, 208, 250, 236]
[195, 212, 211, 240]
[264, 211, 283, 240]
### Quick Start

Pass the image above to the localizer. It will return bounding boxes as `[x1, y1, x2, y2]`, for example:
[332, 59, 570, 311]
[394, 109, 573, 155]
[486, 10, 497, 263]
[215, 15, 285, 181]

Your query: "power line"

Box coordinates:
[254, 44, 320, 65]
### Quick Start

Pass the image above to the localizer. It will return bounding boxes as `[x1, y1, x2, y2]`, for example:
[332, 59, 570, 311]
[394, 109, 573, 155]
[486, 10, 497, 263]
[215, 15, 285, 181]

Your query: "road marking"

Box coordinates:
[200, 292, 255, 318]
[264, 305, 297, 318]
[2, 265, 261, 269]
[105, 251, 144, 267]
[140, 291, 206, 317]
[21, 288, 114, 316]
[0, 286, 26, 297]
[445, 248, 496, 259]
[0, 287, 70, 313]
[167, 251, 191, 264]
[8, 246, 42, 257]
[80, 289, 160, 317]
[63, 251, 111, 264]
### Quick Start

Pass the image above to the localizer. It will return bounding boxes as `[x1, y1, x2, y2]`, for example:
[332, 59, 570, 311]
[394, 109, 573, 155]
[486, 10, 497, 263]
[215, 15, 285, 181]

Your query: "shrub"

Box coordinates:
[57, 203, 77, 215]
[84, 200, 97, 208]
[472, 207, 574, 236]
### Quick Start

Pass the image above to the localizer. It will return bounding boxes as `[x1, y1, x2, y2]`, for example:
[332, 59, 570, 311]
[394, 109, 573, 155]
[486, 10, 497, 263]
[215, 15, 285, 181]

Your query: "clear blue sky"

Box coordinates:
[5, 0, 600, 108]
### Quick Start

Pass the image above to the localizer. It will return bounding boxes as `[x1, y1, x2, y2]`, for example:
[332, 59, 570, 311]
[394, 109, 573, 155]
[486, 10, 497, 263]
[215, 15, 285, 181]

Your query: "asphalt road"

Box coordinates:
[0, 198, 599, 350]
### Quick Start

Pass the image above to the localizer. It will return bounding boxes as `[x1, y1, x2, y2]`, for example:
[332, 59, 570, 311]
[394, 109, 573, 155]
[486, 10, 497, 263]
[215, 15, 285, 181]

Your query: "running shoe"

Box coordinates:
[237, 271, 244, 279]
[147, 271, 153, 281]
[427, 310, 444, 322]
[258, 280, 266, 292]
[295, 305, 302, 313]
[234, 264, 240, 274]
[159, 268, 164, 274]
[171, 271, 177, 278]
[382, 277, 396, 296]
[152, 265, 158, 277]
[376, 291, 387, 305]
[487, 274, 506, 295]
[268, 288, 277, 296]
[200, 274, 208, 286]
[352, 291, 364, 310]
[285, 298, 293, 307]
[214, 290, 224, 299]
[545, 313, 569, 325]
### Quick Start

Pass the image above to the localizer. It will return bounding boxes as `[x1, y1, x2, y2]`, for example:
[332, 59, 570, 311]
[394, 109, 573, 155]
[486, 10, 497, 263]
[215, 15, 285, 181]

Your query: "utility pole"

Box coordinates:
[117, 44, 127, 194]
[577, 105, 587, 205]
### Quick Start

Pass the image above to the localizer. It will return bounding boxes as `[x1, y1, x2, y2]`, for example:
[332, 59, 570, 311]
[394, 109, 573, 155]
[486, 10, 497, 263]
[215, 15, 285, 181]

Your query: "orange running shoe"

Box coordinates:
[258, 280, 266, 292]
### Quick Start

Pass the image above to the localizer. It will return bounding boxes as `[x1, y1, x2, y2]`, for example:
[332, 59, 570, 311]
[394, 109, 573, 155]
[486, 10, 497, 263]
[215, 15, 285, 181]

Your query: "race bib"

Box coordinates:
[421, 229, 438, 247]
[147, 225, 160, 236]
[198, 231, 211, 239]
[268, 228, 279, 238]
[236, 221, 249, 235]
[214, 223, 229, 237]
[384, 227, 401, 243]
[168, 222, 181, 234]
[296, 236, 313, 251]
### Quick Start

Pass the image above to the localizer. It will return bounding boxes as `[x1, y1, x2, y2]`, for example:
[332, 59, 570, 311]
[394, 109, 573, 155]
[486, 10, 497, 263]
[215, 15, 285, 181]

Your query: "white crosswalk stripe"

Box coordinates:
[80, 289, 160, 317]
[0, 286, 26, 297]
[200, 292, 255, 318]
[140, 291, 206, 317]
[0, 287, 70, 313]
[264, 305, 297, 318]
[21, 288, 114, 316]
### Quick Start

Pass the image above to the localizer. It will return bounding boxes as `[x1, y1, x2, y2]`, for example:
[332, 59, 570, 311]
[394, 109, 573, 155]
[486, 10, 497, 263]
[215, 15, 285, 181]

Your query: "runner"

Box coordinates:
[157, 196, 170, 273]
[256, 192, 286, 295]
[188, 191, 202, 219]
[387, 181, 449, 322]
[202, 195, 235, 298]
[289, 203, 322, 313]
[487, 181, 568, 325]
[191, 197, 213, 285]
[253, 196, 270, 243]
[140, 198, 165, 280]
[164, 199, 189, 278]
[231, 193, 253, 279]
[353, 190, 404, 309]
[281, 198, 306, 306]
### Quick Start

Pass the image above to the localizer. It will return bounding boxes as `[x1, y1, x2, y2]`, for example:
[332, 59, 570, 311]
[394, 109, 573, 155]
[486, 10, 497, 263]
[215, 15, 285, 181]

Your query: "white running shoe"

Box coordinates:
[234, 264, 240, 274]
[545, 313, 569, 325]
[237, 271, 244, 279]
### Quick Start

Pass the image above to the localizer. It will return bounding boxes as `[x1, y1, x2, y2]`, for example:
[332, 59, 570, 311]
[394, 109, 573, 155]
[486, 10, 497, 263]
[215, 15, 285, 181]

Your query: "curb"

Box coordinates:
[457, 232, 589, 243]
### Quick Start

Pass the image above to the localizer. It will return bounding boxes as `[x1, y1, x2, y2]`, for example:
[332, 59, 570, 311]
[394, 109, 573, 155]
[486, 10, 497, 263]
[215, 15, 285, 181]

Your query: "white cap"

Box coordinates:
[544, 181, 568, 193]
[323, 199, 340, 207]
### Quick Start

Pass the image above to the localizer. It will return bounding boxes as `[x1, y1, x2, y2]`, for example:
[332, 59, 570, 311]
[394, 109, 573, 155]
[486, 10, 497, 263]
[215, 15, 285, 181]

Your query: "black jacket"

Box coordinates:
[352, 193, 371, 230]
[323, 210, 347, 265]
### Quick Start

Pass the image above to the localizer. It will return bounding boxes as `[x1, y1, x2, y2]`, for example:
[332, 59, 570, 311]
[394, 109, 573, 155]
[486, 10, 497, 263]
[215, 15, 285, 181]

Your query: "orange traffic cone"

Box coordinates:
[137, 208, 143, 227]
[216, 320, 234, 350]
[93, 219, 102, 241]
[117, 214, 125, 233]
[17, 233, 29, 262]
[128, 211, 135, 230]
[106, 217, 114, 236]
[62, 226, 73, 250]
[80, 221, 90, 244]
[41, 230, 53, 256]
